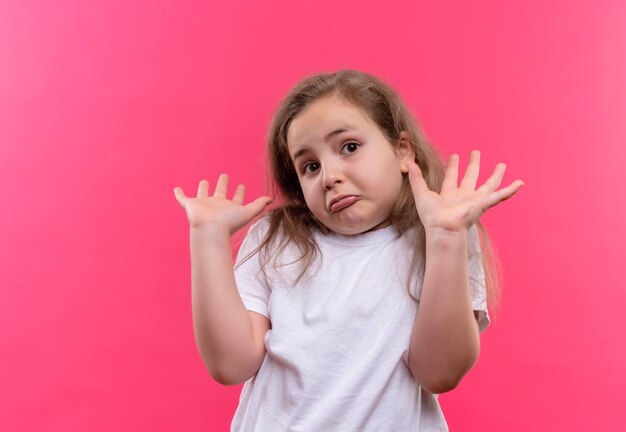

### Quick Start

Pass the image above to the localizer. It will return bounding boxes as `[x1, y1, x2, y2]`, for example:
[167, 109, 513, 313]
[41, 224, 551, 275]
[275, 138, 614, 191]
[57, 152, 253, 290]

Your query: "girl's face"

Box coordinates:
[287, 95, 414, 235]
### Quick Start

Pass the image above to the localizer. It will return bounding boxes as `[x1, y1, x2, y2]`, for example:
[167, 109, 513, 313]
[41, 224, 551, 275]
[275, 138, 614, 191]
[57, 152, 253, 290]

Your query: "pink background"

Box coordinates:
[1, 0, 624, 430]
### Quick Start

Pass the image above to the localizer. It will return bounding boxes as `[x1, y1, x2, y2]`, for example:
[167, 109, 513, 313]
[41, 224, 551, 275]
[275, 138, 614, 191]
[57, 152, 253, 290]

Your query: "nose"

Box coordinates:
[321, 161, 344, 191]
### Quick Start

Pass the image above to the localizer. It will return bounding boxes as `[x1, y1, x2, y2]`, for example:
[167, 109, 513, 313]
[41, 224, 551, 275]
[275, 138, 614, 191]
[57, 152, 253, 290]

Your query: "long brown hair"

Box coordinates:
[241, 69, 502, 316]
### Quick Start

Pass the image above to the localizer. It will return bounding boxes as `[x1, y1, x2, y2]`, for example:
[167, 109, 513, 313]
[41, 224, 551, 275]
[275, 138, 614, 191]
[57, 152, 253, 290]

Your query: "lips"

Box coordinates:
[329, 195, 359, 212]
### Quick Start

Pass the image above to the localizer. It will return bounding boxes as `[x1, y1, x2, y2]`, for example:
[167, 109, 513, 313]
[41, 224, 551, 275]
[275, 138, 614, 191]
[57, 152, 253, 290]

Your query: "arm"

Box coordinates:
[190, 226, 268, 385]
[403, 149, 524, 394]
[174, 174, 272, 385]
[408, 228, 479, 394]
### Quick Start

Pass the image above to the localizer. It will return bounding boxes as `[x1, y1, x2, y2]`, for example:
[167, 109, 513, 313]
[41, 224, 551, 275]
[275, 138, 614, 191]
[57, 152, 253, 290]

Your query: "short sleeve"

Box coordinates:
[468, 224, 490, 334]
[233, 218, 272, 319]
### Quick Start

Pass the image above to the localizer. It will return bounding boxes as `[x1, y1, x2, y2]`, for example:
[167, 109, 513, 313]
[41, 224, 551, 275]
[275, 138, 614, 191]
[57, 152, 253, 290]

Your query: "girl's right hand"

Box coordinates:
[173, 174, 272, 235]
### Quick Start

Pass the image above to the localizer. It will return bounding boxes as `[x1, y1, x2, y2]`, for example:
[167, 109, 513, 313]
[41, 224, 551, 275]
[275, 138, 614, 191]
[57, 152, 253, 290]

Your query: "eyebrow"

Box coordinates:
[291, 127, 353, 161]
[325, 127, 351, 142]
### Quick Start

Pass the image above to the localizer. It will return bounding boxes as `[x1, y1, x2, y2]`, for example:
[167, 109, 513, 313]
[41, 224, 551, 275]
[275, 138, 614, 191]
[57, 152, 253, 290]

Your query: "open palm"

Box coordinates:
[173, 174, 271, 234]
[406, 150, 524, 234]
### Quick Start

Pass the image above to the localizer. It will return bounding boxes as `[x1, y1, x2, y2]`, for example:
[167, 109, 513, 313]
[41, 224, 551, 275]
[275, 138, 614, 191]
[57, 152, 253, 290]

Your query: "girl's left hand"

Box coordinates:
[406, 150, 524, 234]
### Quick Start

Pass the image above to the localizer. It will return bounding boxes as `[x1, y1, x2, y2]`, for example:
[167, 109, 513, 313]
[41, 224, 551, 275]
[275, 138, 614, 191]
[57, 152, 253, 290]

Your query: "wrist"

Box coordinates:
[190, 223, 232, 240]
[424, 225, 468, 239]
[424, 226, 468, 250]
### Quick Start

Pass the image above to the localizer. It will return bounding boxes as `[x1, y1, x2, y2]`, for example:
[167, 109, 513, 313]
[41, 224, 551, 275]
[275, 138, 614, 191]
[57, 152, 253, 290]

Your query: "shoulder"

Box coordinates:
[246, 215, 272, 238]
[235, 215, 273, 259]
[239, 213, 290, 255]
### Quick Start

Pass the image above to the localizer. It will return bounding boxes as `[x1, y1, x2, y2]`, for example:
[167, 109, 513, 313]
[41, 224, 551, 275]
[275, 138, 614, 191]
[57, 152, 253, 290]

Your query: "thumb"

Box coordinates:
[407, 160, 430, 197]
[245, 196, 273, 218]
[173, 187, 187, 209]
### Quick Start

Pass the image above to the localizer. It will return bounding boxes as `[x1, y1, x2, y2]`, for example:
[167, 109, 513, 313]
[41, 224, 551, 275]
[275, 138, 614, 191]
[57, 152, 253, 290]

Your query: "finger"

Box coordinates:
[460, 150, 481, 191]
[483, 180, 525, 209]
[407, 160, 430, 196]
[441, 154, 459, 191]
[173, 187, 187, 207]
[197, 180, 209, 198]
[245, 196, 273, 219]
[477, 163, 506, 194]
[232, 184, 246, 205]
[214, 173, 229, 198]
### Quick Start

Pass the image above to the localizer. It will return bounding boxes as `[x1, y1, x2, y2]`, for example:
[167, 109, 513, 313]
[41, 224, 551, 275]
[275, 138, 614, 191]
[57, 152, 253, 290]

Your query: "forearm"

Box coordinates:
[408, 228, 480, 393]
[190, 226, 260, 384]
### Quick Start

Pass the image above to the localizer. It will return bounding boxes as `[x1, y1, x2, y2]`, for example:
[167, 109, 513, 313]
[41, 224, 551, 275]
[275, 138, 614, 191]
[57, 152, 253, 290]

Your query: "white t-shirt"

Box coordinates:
[231, 218, 489, 431]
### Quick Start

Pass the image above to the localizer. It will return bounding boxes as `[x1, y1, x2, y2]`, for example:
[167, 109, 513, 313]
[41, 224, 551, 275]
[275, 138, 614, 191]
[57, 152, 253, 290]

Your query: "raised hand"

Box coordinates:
[406, 150, 524, 234]
[173, 174, 272, 234]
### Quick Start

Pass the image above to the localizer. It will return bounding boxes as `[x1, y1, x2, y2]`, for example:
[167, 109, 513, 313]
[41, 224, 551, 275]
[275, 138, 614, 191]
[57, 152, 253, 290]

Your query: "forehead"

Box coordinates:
[286, 96, 375, 151]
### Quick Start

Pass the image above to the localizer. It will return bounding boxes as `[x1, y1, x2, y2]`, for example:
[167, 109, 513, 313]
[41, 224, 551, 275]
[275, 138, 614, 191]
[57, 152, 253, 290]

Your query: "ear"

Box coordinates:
[395, 131, 415, 173]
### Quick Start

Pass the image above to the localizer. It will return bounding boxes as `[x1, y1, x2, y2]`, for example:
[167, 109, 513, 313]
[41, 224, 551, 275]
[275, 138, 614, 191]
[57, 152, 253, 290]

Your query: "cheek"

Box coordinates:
[300, 182, 321, 206]
[382, 170, 405, 198]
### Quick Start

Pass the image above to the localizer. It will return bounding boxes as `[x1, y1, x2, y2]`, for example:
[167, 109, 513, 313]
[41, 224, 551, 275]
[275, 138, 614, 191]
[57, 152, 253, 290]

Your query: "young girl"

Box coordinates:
[174, 70, 524, 431]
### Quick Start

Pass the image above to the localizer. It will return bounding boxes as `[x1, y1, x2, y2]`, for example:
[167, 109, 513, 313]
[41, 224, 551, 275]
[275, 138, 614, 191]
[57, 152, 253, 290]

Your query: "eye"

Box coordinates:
[341, 141, 360, 154]
[302, 161, 320, 175]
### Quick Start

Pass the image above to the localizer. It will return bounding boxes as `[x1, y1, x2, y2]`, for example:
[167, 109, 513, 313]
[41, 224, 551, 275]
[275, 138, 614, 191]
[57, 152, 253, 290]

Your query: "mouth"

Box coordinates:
[328, 195, 359, 213]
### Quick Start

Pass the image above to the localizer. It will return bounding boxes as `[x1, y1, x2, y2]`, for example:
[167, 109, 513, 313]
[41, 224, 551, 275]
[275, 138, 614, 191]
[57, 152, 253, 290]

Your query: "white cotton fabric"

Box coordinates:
[231, 217, 489, 432]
